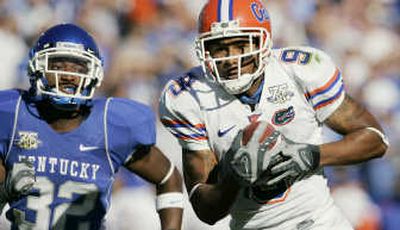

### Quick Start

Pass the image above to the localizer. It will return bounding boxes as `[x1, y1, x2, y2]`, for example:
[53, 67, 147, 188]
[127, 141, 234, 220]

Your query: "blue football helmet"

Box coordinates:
[28, 23, 104, 109]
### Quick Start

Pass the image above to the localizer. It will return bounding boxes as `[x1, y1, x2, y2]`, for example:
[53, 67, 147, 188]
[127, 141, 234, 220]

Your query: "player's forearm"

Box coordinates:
[156, 169, 184, 230]
[319, 127, 388, 166]
[189, 178, 241, 225]
[158, 208, 183, 230]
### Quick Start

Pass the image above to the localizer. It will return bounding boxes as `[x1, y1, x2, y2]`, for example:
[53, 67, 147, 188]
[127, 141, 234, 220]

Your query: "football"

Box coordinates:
[227, 120, 282, 186]
[242, 121, 279, 149]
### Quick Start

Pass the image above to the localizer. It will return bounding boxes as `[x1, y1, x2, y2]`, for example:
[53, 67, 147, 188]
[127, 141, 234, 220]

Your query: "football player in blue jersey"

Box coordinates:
[0, 23, 183, 230]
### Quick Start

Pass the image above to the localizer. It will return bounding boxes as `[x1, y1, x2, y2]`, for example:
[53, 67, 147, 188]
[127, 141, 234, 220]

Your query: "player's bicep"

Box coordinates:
[182, 148, 218, 190]
[325, 94, 382, 134]
[125, 145, 171, 184]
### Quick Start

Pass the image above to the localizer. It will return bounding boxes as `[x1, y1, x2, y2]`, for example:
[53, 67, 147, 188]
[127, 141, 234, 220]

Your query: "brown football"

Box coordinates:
[242, 121, 277, 147]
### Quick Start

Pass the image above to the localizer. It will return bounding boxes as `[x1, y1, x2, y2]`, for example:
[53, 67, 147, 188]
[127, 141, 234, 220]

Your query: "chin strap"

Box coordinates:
[238, 79, 264, 105]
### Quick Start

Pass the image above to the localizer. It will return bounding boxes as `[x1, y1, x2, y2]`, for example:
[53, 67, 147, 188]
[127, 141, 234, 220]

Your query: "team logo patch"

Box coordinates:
[14, 131, 42, 150]
[267, 84, 294, 104]
[272, 106, 295, 126]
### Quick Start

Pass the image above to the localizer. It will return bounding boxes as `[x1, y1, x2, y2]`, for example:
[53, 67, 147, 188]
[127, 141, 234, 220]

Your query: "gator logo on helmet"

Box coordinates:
[250, 2, 270, 23]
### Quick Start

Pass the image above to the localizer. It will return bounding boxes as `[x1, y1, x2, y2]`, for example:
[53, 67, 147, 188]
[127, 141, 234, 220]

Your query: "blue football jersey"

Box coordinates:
[0, 89, 156, 230]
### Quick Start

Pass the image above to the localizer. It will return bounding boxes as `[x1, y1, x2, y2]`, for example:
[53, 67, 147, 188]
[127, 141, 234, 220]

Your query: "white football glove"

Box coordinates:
[250, 137, 320, 203]
[220, 122, 282, 186]
[0, 159, 36, 202]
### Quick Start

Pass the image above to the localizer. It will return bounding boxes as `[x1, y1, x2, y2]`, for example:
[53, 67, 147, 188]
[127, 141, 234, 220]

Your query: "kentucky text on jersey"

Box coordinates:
[18, 155, 100, 180]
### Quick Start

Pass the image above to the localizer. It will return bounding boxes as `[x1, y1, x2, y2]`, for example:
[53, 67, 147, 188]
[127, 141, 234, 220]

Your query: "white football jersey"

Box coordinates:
[159, 47, 353, 229]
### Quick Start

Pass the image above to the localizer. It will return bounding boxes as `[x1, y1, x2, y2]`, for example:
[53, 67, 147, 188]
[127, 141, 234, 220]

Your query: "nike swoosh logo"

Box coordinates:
[79, 144, 99, 152]
[218, 125, 236, 137]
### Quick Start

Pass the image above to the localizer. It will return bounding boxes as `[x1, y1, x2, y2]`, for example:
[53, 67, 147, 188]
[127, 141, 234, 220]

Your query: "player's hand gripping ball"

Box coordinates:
[221, 121, 282, 186]
[249, 135, 321, 203]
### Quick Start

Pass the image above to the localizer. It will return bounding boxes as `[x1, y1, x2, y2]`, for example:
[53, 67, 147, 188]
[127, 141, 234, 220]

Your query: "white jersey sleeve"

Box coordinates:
[279, 46, 345, 122]
[159, 69, 210, 151]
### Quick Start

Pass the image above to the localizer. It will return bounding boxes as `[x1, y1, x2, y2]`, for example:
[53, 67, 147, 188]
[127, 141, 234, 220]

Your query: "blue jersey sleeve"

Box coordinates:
[107, 98, 156, 165]
[0, 89, 21, 160]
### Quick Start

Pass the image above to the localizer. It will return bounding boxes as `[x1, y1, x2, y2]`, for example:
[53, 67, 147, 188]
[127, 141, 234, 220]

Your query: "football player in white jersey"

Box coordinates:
[159, 0, 388, 229]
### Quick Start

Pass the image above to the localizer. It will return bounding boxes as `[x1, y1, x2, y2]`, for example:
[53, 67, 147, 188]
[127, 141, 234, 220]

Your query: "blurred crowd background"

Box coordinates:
[0, 0, 399, 229]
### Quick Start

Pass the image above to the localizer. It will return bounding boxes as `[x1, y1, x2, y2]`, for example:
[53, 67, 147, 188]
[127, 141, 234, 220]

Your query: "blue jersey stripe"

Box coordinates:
[172, 132, 207, 140]
[313, 84, 344, 109]
[308, 72, 342, 100]
[163, 123, 206, 133]
[217, 0, 222, 22]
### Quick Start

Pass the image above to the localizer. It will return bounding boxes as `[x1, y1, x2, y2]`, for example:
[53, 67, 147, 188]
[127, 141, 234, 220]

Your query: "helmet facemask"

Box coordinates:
[196, 20, 272, 95]
[28, 43, 103, 109]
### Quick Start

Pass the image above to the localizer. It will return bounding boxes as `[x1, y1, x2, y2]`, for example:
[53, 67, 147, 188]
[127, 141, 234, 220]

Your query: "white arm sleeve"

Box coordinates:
[159, 77, 210, 151]
[283, 47, 346, 122]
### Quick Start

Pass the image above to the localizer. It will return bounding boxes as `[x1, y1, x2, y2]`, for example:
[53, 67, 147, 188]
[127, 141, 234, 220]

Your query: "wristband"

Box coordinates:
[156, 192, 184, 211]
